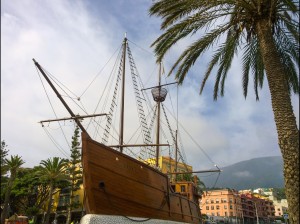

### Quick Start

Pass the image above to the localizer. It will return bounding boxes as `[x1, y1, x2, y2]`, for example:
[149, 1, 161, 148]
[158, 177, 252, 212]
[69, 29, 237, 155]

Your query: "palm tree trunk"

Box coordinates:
[44, 184, 54, 224]
[256, 19, 299, 224]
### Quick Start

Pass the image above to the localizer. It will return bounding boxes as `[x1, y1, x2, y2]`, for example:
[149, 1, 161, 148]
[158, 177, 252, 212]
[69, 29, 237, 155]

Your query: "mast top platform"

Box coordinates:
[151, 87, 168, 102]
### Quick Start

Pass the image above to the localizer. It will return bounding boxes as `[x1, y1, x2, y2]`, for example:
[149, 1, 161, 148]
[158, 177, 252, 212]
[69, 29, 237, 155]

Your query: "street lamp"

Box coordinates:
[238, 207, 244, 224]
[254, 201, 259, 224]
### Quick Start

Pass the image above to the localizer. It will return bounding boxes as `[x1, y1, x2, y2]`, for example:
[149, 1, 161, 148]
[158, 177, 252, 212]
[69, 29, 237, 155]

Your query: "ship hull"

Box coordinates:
[81, 132, 201, 223]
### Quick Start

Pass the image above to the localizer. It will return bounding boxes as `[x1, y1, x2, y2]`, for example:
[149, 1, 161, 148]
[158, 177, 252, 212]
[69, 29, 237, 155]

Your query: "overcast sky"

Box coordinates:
[1, 0, 299, 183]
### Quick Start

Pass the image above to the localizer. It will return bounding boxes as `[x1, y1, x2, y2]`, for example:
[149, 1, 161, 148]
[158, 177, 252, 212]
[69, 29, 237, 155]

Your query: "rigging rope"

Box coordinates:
[101, 46, 124, 144]
[162, 105, 217, 166]
[127, 43, 154, 158]
[36, 66, 71, 152]
[79, 45, 122, 98]
[42, 127, 69, 158]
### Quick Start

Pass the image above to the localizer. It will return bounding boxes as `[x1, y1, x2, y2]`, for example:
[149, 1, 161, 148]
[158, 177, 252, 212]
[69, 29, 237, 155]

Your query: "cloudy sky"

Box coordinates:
[1, 0, 299, 184]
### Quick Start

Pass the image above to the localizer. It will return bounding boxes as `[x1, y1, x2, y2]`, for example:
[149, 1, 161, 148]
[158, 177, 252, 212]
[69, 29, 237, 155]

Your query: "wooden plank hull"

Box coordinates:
[82, 132, 201, 223]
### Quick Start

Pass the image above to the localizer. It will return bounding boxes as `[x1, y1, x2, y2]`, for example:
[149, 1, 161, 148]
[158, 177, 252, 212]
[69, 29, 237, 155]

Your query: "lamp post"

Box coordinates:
[254, 201, 259, 224]
[238, 207, 244, 224]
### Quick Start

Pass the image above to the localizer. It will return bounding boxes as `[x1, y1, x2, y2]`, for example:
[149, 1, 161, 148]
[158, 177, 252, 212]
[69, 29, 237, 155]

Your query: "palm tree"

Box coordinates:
[38, 157, 68, 224]
[149, 1, 299, 223]
[1, 155, 25, 224]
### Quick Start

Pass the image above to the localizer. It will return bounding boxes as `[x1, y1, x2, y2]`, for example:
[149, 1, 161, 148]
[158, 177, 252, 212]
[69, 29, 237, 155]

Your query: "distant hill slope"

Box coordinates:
[200, 156, 284, 190]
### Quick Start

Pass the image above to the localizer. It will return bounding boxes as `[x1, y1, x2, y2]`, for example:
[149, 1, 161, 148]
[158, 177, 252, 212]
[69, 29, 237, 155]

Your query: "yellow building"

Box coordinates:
[146, 156, 202, 202]
[146, 156, 193, 181]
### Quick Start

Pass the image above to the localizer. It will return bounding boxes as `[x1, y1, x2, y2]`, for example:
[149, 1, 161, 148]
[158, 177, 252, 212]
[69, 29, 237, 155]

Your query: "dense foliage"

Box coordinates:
[65, 126, 83, 224]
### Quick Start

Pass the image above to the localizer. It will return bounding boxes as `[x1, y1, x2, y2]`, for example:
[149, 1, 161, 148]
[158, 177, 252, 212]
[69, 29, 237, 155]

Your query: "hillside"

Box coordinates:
[200, 156, 284, 190]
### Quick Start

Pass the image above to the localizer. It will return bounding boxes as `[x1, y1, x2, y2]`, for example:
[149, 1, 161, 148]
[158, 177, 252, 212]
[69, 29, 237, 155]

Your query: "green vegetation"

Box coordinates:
[1, 155, 25, 224]
[1, 141, 9, 176]
[1, 135, 82, 224]
[274, 188, 286, 200]
[11, 166, 50, 220]
[149, 1, 299, 222]
[65, 126, 83, 224]
[38, 157, 68, 224]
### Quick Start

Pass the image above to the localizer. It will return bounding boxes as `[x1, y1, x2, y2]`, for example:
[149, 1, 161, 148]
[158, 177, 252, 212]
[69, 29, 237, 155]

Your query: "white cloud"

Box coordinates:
[233, 171, 253, 178]
[1, 0, 298, 171]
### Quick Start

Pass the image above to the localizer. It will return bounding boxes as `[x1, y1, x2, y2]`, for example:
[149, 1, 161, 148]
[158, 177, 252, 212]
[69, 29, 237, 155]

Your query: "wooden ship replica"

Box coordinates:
[34, 37, 220, 223]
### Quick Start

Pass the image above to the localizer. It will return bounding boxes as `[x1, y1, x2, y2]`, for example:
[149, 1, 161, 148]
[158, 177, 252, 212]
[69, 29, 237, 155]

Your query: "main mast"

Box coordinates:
[151, 62, 167, 167]
[119, 37, 127, 153]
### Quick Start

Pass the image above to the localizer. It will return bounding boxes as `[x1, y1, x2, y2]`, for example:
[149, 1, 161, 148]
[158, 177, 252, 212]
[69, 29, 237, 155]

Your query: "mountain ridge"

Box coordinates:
[200, 156, 284, 190]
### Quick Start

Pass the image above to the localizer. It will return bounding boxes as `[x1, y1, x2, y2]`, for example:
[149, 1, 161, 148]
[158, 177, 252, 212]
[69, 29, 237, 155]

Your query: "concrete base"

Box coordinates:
[80, 214, 188, 224]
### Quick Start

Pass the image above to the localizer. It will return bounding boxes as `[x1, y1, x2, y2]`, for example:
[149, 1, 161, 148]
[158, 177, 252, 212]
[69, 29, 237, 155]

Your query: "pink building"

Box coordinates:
[200, 189, 243, 223]
[200, 189, 276, 223]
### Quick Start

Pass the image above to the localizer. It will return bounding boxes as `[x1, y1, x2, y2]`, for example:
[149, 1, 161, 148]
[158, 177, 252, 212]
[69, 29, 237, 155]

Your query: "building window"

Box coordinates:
[229, 198, 233, 203]
[230, 205, 233, 209]
[206, 199, 209, 204]
[221, 198, 227, 203]
[217, 212, 220, 216]
[216, 198, 219, 203]
[211, 199, 214, 203]
[180, 185, 186, 192]
[225, 212, 228, 216]
[211, 206, 214, 210]
[224, 205, 227, 209]
[230, 212, 233, 216]
[211, 213, 215, 216]
[216, 205, 220, 210]
[206, 206, 209, 210]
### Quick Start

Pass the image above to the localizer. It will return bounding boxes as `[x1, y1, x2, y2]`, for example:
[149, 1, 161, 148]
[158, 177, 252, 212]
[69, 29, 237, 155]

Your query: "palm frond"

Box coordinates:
[170, 24, 232, 83]
[200, 49, 222, 95]
[150, 0, 299, 99]
[151, 12, 225, 63]
[241, 38, 257, 98]
[213, 29, 241, 100]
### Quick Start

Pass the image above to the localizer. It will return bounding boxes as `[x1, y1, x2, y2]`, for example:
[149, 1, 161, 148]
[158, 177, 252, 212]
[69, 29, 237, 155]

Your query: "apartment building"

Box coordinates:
[273, 199, 288, 217]
[240, 193, 275, 223]
[267, 190, 288, 218]
[200, 189, 278, 223]
[240, 193, 255, 223]
[253, 194, 275, 221]
[200, 189, 243, 223]
[253, 188, 288, 218]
